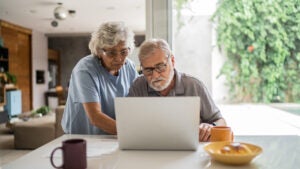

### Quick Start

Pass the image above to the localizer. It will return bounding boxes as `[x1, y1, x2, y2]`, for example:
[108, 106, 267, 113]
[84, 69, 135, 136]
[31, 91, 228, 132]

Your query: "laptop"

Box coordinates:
[115, 97, 200, 150]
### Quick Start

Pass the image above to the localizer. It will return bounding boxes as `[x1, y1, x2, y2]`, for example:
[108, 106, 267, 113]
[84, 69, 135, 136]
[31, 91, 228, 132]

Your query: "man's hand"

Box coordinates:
[199, 123, 213, 142]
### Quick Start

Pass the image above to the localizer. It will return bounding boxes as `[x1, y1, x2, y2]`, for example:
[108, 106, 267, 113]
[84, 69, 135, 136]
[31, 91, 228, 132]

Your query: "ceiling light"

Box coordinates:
[68, 10, 76, 17]
[51, 3, 76, 27]
[51, 20, 58, 27]
[54, 3, 68, 20]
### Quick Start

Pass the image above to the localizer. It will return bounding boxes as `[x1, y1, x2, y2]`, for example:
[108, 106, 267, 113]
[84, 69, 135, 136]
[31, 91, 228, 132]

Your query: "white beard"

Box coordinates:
[149, 69, 174, 91]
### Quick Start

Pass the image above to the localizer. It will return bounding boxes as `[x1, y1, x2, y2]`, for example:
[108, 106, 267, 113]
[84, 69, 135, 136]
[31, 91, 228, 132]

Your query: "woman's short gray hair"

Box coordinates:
[138, 38, 171, 62]
[89, 21, 135, 56]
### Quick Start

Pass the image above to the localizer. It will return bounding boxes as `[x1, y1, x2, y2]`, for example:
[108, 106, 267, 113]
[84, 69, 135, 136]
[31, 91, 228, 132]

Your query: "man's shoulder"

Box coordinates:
[177, 72, 208, 94]
[179, 72, 203, 85]
[127, 75, 149, 96]
[132, 75, 147, 85]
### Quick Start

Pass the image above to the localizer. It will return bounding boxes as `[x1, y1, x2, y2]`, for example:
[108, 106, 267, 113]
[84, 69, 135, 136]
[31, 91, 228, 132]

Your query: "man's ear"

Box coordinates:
[171, 55, 175, 66]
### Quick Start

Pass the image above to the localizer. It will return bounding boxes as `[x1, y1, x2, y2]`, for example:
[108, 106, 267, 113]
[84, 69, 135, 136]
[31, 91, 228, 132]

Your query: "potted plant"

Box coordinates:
[31, 106, 51, 117]
[5, 72, 17, 85]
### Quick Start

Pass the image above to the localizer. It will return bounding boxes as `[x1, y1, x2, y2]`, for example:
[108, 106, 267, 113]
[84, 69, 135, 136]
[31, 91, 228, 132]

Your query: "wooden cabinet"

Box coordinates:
[0, 20, 32, 112]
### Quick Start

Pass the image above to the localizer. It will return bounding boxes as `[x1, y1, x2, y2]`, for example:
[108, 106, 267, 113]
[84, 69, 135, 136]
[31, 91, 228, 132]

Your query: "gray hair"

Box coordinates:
[138, 38, 172, 62]
[88, 21, 135, 56]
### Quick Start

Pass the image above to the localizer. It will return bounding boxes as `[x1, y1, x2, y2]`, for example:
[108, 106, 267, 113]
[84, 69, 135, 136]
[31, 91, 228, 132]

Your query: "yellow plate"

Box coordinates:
[204, 142, 262, 165]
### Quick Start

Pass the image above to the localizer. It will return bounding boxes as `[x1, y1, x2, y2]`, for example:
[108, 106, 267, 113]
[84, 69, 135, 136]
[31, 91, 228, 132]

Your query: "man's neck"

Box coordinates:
[159, 75, 175, 96]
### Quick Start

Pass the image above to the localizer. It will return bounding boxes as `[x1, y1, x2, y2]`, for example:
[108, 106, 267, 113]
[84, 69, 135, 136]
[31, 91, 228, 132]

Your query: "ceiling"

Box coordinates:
[0, 0, 145, 36]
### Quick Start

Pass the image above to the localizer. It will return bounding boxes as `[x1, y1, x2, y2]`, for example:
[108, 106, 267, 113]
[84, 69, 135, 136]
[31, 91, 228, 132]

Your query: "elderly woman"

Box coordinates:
[61, 22, 138, 135]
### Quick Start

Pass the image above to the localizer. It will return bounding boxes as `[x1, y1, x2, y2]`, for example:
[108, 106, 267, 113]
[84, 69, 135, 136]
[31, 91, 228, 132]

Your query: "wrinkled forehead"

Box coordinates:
[102, 41, 127, 50]
[141, 49, 169, 67]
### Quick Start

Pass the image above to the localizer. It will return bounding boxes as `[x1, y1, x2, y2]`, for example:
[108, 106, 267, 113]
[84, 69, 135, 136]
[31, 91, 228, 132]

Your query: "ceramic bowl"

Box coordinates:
[204, 141, 262, 165]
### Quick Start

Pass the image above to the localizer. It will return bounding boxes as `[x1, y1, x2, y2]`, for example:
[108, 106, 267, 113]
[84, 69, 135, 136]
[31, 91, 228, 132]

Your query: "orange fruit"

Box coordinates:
[247, 45, 254, 53]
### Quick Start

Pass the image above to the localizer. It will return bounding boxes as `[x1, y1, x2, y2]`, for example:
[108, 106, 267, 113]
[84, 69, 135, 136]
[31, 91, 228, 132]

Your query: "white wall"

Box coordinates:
[31, 30, 48, 109]
[211, 27, 229, 103]
[174, 16, 213, 92]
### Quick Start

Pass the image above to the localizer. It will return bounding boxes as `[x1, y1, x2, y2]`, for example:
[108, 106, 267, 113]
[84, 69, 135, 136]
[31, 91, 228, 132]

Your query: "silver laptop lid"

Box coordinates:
[115, 97, 200, 150]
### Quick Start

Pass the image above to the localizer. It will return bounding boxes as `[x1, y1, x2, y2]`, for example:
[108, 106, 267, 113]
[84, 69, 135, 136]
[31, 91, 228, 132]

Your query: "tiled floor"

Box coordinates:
[0, 104, 299, 167]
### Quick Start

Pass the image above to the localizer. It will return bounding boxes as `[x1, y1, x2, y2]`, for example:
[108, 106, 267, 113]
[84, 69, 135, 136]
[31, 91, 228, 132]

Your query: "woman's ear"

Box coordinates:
[97, 50, 105, 59]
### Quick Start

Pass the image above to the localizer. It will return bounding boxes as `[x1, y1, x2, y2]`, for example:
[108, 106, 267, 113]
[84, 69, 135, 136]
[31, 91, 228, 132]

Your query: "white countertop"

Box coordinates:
[2, 134, 300, 169]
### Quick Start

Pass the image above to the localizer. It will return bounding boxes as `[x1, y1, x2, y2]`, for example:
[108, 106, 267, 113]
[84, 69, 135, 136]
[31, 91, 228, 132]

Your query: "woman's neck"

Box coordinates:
[109, 70, 119, 76]
[99, 58, 119, 76]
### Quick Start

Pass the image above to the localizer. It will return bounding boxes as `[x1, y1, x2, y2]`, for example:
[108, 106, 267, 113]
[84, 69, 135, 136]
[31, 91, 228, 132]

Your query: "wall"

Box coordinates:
[48, 36, 90, 89]
[31, 30, 48, 109]
[211, 28, 229, 103]
[174, 16, 213, 92]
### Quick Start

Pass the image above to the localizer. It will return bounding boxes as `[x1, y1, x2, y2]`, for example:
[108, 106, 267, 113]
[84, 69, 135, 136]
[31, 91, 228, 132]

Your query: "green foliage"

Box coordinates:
[5, 72, 17, 84]
[212, 0, 300, 102]
[31, 106, 50, 116]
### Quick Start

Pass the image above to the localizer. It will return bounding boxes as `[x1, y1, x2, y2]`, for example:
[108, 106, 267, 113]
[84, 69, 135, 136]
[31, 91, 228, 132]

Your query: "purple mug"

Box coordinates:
[50, 139, 87, 169]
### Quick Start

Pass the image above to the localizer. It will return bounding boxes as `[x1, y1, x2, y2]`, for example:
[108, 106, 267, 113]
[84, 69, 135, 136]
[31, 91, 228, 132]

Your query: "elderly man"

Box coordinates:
[128, 38, 226, 142]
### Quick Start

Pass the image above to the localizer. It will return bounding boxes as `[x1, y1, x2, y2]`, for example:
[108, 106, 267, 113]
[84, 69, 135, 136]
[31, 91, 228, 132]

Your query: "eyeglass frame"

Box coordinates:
[101, 47, 130, 59]
[141, 54, 171, 76]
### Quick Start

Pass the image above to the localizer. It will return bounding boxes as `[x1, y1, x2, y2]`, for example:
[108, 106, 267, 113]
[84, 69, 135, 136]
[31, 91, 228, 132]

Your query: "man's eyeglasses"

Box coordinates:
[141, 55, 170, 76]
[102, 48, 130, 59]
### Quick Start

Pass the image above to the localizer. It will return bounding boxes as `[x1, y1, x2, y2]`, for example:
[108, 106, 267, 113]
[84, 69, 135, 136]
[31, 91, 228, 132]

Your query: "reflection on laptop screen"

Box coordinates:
[115, 97, 200, 150]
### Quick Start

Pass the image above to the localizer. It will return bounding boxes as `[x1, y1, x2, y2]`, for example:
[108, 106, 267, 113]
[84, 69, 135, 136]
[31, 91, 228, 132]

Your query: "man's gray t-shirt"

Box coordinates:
[127, 69, 222, 123]
[61, 55, 138, 134]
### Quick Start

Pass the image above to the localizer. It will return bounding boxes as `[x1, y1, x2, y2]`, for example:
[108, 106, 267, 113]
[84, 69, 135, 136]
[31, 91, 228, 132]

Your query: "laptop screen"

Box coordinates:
[115, 97, 200, 150]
